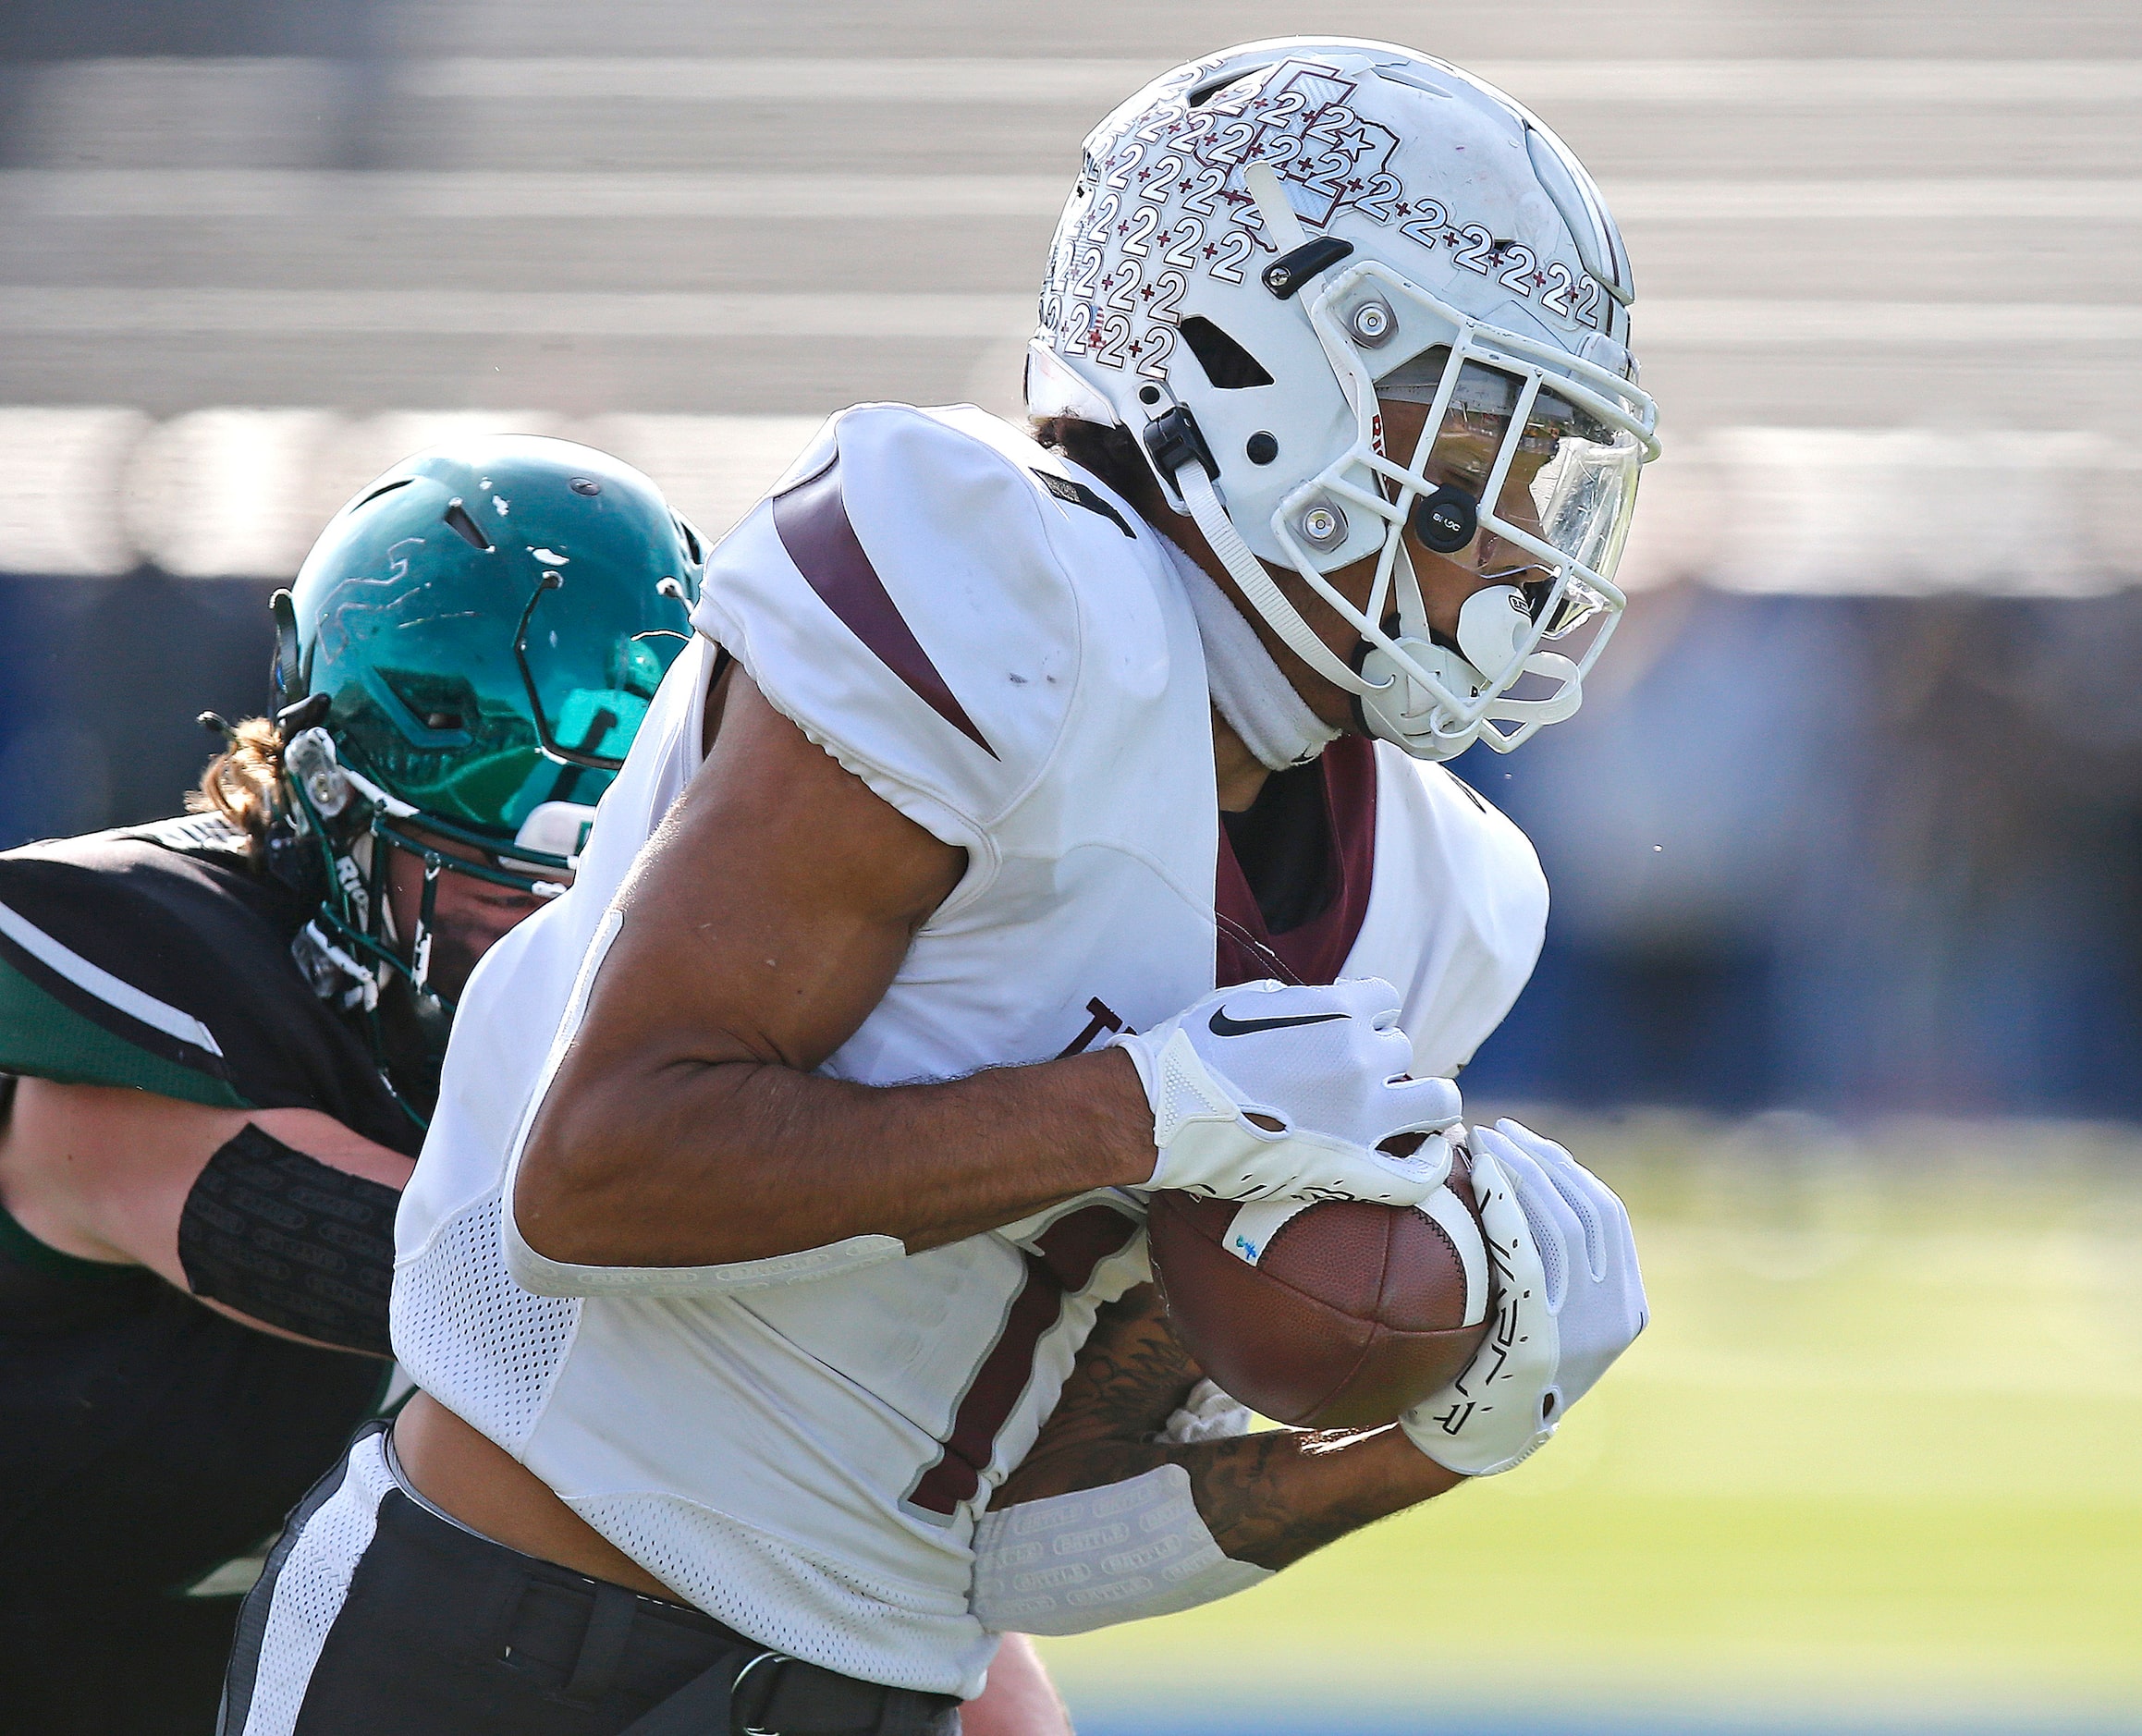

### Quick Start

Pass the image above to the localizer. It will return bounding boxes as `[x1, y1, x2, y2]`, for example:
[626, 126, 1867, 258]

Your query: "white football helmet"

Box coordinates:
[1026, 40, 1661, 760]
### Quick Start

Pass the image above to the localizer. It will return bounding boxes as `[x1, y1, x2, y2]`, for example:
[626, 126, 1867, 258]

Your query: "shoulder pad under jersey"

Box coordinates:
[1356, 752, 1549, 1080]
[690, 404, 1177, 854]
[0, 827, 418, 1152]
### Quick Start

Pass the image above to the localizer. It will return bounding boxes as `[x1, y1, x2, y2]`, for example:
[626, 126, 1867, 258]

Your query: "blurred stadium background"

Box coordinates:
[2, 1, 2136, 1730]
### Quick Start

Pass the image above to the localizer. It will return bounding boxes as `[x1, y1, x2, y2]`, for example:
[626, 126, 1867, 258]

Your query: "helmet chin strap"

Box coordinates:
[1358, 583, 1585, 758]
[1171, 460, 1371, 698]
[1158, 535, 1339, 771]
[1171, 451, 1589, 763]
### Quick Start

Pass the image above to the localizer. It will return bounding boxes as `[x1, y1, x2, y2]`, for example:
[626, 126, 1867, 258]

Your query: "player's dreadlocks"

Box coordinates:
[1033, 414, 1166, 526]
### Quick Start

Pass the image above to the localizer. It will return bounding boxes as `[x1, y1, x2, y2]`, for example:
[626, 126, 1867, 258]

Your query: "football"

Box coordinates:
[1147, 1145, 1493, 1429]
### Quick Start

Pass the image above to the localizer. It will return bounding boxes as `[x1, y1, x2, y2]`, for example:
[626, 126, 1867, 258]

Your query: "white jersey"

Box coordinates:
[391, 405, 1546, 1697]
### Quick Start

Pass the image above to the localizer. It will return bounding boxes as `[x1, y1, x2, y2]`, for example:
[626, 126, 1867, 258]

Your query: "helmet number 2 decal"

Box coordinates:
[1207, 230, 1255, 284]
[1452, 225, 1498, 274]
[1043, 54, 1620, 379]
[1105, 259, 1142, 312]
[1397, 202, 1450, 252]
[1146, 269, 1188, 324]
[1180, 165, 1226, 215]
[1541, 262, 1576, 318]
[1495, 244, 1539, 293]
[1136, 324, 1176, 381]
[1161, 218, 1205, 271]
[1574, 273, 1606, 328]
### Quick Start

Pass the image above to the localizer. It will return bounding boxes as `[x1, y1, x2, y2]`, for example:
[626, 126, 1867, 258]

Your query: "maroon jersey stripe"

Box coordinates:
[1216, 733, 1379, 988]
[770, 455, 997, 758]
[909, 1202, 1142, 1517]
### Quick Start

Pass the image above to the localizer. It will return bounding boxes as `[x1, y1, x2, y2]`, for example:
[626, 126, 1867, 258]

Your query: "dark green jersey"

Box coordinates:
[0, 813, 422, 1155]
[0, 814, 413, 1730]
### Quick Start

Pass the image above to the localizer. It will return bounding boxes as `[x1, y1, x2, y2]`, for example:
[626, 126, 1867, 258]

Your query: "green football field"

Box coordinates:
[1039, 1113, 2142, 1732]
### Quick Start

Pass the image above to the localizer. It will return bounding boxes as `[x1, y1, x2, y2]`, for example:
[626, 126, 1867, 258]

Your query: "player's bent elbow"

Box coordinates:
[510, 1088, 645, 1269]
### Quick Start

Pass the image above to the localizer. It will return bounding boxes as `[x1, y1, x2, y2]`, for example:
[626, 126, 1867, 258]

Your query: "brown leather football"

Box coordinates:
[1147, 1146, 1492, 1429]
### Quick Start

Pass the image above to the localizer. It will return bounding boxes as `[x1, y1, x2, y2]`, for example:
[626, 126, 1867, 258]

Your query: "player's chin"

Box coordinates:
[424, 927, 499, 996]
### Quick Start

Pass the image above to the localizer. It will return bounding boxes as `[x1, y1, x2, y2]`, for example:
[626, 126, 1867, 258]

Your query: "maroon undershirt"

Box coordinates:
[1214, 734, 1378, 989]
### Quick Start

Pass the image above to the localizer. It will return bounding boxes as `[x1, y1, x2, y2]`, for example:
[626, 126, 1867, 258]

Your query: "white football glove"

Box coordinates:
[1112, 978, 1460, 1206]
[1400, 1120, 1648, 1476]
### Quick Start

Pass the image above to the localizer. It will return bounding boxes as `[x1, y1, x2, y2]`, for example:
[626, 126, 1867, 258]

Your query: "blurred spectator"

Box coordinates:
[1464, 589, 2142, 1119]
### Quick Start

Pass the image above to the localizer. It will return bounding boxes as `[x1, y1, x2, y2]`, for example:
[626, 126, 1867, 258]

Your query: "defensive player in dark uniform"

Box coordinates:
[0, 435, 704, 1734]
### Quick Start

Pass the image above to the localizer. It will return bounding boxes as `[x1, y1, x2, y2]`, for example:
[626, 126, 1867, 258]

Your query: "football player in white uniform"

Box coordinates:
[223, 41, 1655, 1736]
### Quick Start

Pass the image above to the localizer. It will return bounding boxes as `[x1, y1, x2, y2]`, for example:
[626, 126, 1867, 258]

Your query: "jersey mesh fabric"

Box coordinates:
[390, 1196, 580, 1452]
[398, 406, 1220, 1697]
[239, 1431, 395, 1736]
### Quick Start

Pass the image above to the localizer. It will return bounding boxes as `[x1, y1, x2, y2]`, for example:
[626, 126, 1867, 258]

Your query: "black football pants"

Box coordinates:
[219, 1423, 962, 1736]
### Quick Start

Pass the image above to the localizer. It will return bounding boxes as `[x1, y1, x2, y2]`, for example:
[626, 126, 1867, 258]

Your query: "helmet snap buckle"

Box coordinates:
[1348, 298, 1396, 347]
[1296, 500, 1348, 549]
[1142, 404, 1219, 483]
[285, 727, 354, 819]
[1261, 236, 1355, 300]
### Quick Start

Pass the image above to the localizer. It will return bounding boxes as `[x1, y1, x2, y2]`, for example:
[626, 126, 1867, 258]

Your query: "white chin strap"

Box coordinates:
[1169, 458, 1585, 762]
[1173, 462, 1368, 697]
[1161, 536, 1339, 771]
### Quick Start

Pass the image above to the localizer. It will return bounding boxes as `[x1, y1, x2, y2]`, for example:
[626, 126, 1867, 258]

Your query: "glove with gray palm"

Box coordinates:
[1401, 1120, 1647, 1475]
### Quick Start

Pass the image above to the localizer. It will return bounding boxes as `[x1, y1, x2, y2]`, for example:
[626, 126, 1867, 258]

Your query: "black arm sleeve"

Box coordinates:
[177, 1124, 398, 1356]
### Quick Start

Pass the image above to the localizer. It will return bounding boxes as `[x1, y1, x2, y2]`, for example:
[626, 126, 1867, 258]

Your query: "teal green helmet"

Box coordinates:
[268, 434, 701, 1120]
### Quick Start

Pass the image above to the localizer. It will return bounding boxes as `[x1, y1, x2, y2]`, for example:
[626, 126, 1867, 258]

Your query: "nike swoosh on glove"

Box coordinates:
[1400, 1120, 1647, 1476]
[1112, 978, 1460, 1206]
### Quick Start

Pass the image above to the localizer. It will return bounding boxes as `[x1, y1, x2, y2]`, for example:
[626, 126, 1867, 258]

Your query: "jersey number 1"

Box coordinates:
[907, 1203, 1142, 1517]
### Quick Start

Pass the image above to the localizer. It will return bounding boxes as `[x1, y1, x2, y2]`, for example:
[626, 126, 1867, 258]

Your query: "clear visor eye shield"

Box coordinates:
[1286, 261, 1659, 757]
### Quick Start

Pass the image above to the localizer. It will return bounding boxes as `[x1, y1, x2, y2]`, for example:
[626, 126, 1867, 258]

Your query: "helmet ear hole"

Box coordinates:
[1180, 317, 1274, 389]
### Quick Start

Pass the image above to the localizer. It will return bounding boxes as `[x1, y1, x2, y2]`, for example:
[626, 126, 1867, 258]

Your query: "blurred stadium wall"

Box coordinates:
[3, 0, 2138, 1124]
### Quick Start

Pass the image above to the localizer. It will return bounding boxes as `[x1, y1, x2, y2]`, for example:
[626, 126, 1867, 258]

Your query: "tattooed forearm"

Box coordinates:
[999, 1283, 1463, 1571]
[996, 1282, 1197, 1504]
[1173, 1425, 1445, 1571]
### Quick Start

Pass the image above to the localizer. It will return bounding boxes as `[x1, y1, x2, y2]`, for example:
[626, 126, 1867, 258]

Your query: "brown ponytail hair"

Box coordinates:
[188, 718, 286, 862]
